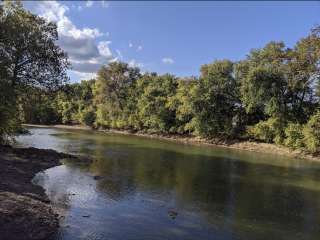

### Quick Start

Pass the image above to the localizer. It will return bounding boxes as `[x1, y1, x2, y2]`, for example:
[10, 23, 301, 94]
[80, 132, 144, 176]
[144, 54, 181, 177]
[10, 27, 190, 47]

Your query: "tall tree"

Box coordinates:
[238, 32, 320, 124]
[136, 73, 178, 133]
[193, 60, 241, 139]
[0, 2, 69, 141]
[0, 1, 69, 91]
[94, 62, 140, 128]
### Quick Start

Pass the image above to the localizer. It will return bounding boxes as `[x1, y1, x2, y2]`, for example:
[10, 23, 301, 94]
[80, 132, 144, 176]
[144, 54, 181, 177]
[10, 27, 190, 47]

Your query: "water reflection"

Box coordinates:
[17, 128, 320, 240]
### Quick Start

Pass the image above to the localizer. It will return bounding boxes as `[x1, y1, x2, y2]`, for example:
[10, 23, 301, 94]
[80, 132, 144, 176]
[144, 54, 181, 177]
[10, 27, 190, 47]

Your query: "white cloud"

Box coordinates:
[109, 57, 119, 63]
[58, 35, 100, 61]
[36, 1, 68, 22]
[37, 1, 104, 40]
[108, 49, 123, 63]
[101, 1, 109, 8]
[71, 71, 97, 80]
[162, 57, 174, 64]
[85, 1, 93, 8]
[137, 45, 143, 52]
[129, 42, 133, 48]
[116, 50, 123, 60]
[128, 59, 144, 68]
[98, 41, 112, 58]
[29, 1, 113, 80]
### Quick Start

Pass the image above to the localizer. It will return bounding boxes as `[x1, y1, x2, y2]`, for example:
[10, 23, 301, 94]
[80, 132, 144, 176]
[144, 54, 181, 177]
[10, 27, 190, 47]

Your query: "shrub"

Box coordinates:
[303, 111, 320, 153]
[247, 117, 284, 144]
[80, 108, 96, 126]
[284, 123, 304, 149]
[0, 106, 19, 144]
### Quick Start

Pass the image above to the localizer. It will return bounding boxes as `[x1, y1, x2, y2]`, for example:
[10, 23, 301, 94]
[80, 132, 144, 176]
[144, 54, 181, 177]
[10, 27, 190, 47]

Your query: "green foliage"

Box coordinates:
[0, 2, 68, 141]
[0, 104, 19, 144]
[20, 88, 61, 124]
[192, 60, 241, 138]
[60, 101, 77, 124]
[247, 117, 284, 144]
[136, 74, 178, 133]
[284, 123, 304, 149]
[0, 78, 18, 143]
[303, 111, 320, 153]
[167, 79, 198, 134]
[94, 62, 141, 129]
[79, 107, 96, 126]
[238, 39, 319, 123]
[0, 2, 69, 91]
[2, 3, 320, 157]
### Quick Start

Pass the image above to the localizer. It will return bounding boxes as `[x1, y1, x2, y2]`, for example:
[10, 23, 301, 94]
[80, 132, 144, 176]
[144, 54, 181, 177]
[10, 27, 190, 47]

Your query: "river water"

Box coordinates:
[16, 127, 320, 240]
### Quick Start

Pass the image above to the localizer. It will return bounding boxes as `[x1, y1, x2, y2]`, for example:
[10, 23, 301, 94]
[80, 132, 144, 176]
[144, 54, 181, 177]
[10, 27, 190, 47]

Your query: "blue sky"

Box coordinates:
[25, 1, 320, 82]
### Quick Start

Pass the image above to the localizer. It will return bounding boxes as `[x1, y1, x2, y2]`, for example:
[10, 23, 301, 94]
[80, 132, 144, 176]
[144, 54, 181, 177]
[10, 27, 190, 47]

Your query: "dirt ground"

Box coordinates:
[0, 145, 79, 240]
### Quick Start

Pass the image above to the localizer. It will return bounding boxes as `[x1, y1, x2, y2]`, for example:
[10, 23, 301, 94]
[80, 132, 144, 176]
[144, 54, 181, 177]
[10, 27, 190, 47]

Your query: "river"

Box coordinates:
[16, 127, 320, 240]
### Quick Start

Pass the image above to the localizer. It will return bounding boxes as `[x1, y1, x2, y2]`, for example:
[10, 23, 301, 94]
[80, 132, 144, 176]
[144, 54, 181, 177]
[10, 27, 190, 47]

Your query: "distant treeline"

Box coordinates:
[1, 2, 320, 153]
[22, 28, 320, 153]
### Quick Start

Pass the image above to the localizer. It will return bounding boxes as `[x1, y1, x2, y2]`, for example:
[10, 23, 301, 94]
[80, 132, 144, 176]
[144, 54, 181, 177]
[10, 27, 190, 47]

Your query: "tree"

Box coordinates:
[303, 110, 320, 153]
[166, 78, 198, 134]
[0, 2, 69, 141]
[20, 87, 60, 124]
[136, 73, 178, 133]
[238, 42, 289, 119]
[94, 62, 141, 128]
[287, 25, 320, 121]
[0, 2, 69, 91]
[238, 34, 320, 144]
[192, 60, 242, 139]
[239, 32, 320, 124]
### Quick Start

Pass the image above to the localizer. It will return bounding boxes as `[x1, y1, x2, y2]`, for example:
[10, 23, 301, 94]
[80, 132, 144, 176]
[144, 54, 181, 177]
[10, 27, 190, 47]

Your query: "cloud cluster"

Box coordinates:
[32, 1, 113, 80]
[162, 57, 174, 64]
[85, 1, 93, 8]
[128, 59, 144, 68]
[128, 42, 143, 52]
[101, 1, 109, 8]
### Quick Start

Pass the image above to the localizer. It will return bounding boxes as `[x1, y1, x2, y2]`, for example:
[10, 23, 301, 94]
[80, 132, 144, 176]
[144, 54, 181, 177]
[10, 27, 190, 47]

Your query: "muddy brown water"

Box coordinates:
[16, 127, 320, 240]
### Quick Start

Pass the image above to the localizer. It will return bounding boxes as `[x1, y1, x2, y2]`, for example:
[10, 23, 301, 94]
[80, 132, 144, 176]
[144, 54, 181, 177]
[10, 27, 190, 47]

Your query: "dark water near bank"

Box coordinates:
[16, 127, 320, 240]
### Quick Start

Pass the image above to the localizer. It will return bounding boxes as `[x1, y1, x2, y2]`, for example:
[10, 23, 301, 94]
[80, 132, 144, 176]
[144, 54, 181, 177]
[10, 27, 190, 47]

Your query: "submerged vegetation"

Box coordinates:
[1, 2, 320, 154]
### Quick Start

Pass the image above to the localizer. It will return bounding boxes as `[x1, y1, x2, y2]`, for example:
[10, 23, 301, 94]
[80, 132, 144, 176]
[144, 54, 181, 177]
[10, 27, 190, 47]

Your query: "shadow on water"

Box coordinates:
[17, 127, 320, 240]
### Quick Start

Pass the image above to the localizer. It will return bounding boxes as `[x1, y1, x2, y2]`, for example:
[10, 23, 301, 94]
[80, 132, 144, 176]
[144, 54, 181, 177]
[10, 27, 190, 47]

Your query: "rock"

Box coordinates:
[93, 175, 103, 180]
[168, 209, 178, 219]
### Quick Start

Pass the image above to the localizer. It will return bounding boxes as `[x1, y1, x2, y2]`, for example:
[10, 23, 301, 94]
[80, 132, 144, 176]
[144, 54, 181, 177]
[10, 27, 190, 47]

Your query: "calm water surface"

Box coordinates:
[16, 127, 320, 240]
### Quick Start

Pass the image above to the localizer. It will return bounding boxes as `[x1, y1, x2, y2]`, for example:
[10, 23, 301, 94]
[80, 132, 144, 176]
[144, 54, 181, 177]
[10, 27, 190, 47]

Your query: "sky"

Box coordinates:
[24, 1, 320, 82]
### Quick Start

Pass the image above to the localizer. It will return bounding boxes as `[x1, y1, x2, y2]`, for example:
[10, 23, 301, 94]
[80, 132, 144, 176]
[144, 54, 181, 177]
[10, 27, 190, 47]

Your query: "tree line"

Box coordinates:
[1, 2, 320, 153]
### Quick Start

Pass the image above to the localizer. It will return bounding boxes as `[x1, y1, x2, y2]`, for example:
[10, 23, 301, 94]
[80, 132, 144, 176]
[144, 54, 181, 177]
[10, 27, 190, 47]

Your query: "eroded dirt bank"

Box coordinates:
[0, 145, 79, 240]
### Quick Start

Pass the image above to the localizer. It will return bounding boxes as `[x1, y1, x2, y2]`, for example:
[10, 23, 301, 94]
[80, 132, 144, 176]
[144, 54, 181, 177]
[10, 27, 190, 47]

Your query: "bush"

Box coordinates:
[34, 104, 60, 124]
[0, 106, 19, 144]
[247, 117, 284, 144]
[284, 123, 304, 149]
[303, 111, 320, 153]
[80, 108, 96, 126]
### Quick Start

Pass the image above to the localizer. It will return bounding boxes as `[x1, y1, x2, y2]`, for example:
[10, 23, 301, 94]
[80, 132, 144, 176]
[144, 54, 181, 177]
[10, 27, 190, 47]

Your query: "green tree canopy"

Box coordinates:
[0, 2, 69, 142]
[193, 60, 241, 138]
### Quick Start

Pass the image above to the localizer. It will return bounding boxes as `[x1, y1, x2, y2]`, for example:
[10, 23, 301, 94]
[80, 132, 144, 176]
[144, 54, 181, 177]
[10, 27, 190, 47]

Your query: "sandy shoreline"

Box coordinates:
[0, 145, 83, 240]
[23, 124, 320, 161]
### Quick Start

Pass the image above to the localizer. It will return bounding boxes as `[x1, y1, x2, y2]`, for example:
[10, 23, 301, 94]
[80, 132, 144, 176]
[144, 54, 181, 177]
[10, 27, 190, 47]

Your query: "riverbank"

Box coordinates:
[23, 124, 320, 161]
[0, 145, 81, 240]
